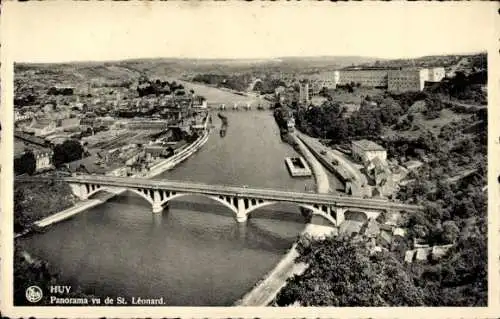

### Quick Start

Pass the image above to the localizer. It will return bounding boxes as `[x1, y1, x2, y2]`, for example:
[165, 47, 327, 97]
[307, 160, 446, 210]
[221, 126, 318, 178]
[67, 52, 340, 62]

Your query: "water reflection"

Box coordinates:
[152, 212, 163, 228]
[235, 222, 247, 243]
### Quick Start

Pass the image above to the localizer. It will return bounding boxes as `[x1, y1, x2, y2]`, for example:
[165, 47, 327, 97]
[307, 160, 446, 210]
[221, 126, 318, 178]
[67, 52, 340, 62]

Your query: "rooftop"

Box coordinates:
[341, 66, 400, 71]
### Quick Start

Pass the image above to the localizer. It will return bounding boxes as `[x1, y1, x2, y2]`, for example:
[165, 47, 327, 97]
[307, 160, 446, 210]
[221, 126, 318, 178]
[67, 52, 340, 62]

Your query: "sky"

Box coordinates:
[2, 2, 498, 63]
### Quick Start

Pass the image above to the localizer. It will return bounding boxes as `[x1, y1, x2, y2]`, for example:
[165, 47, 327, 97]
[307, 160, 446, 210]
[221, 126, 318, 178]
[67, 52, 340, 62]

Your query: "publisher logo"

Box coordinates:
[25, 286, 43, 303]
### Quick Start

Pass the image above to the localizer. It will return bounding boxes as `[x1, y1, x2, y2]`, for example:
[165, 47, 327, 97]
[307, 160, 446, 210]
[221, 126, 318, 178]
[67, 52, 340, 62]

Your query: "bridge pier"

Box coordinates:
[236, 198, 248, 223]
[152, 190, 163, 214]
[69, 183, 89, 200]
[334, 207, 346, 226]
[152, 202, 164, 214]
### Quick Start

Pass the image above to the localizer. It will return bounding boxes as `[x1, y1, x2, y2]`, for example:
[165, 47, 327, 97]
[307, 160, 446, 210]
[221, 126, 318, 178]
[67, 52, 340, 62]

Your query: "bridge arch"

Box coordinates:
[85, 184, 110, 200]
[84, 186, 155, 206]
[249, 78, 263, 91]
[344, 210, 369, 222]
[245, 201, 338, 226]
[343, 209, 382, 222]
[80, 185, 242, 216]
[127, 188, 156, 206]
[157, 193, 239, 215]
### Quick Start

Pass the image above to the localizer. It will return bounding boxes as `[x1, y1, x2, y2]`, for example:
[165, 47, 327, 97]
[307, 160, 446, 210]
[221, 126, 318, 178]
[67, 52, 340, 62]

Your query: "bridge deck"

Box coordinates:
[17, 175, 424, 212]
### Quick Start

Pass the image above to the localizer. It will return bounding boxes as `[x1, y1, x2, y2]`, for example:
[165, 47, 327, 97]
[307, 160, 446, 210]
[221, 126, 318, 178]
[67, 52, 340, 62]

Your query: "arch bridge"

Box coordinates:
[17, 175, 424, 226]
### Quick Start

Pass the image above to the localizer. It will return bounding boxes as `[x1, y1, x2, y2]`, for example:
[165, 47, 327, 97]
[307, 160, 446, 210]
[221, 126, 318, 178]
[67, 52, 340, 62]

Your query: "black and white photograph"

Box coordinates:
[2, 1, 498, 317]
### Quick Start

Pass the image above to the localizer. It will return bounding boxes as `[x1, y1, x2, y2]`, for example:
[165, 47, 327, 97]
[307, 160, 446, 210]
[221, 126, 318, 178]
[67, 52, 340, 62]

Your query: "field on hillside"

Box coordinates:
[329, 87, 385, 105]
[383, 108, 472, 139]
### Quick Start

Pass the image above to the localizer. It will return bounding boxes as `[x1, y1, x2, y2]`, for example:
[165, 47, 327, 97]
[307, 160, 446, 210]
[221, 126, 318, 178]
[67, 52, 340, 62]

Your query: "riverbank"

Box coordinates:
[235, 242, 307, 306]
[142, 128, 210, 178]
[289, 133, 330, 194]
[33, 188, 126, 229]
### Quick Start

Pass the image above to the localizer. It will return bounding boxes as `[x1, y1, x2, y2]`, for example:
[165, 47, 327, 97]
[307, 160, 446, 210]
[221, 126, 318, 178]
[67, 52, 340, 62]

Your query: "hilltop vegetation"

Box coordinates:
[14, 181, 77, 233]
[276, 225, 486, 306]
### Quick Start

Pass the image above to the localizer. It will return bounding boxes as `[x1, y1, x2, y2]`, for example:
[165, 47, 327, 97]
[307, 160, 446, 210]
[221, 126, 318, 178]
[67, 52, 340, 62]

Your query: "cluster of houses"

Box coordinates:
[344, 139, 424, 198]
[337, 214, 454, 264]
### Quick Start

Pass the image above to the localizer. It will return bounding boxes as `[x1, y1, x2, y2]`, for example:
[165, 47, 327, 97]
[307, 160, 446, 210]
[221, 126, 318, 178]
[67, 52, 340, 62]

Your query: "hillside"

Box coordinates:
[276, 76, 487, 306]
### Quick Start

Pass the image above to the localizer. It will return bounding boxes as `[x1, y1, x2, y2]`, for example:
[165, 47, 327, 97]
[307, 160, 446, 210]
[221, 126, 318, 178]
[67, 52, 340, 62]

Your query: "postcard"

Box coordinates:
[1, 1, 499, 318]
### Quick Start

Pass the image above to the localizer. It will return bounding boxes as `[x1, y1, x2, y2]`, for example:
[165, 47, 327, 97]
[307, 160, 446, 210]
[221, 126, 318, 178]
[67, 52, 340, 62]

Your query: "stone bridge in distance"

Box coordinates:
[18, 175, 424, 225]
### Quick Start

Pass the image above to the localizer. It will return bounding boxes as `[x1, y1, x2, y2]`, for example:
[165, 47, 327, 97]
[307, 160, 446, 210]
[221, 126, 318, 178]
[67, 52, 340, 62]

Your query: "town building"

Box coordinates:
[25, 118, 57, 137]
[337, 69, 389, 88]
[330, 71, 341, 88]
[126, 119, 170, 130]
[286, 117, 295, 131]
[144, 145, 173, 162]
[14, 138, 53, 173]
[58, 117, 81, 131]
[192, 99, 208, 109]
[351, 139, 387, 163]
[274, 86, 286, 96]
[387, 69, 429, 93]
[14, 110, 34, 124]
[299, 82, 311, 105]
[34, 150, 53, 172]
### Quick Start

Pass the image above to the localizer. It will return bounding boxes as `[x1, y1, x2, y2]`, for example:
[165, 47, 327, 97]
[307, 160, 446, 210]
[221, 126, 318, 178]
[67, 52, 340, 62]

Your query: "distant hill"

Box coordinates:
[14, 52, 486, 86]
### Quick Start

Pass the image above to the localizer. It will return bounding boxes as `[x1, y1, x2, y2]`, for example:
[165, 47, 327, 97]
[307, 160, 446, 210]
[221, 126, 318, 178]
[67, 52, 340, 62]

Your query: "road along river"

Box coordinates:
[20, 109, 343, 306]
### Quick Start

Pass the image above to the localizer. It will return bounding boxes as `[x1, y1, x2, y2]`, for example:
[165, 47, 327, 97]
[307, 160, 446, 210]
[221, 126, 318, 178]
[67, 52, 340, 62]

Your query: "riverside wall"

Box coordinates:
[295, 132, 368, 197]
[288, 133, 330, 194]
[145, 129, 210, 178]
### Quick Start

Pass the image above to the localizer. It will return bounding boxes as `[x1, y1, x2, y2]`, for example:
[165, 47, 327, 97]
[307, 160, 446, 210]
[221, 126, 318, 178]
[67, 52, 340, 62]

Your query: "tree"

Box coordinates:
[52, 140, 84, 167]
[14, 186, 31, 233]
[441, 220, 460, 244]
[276, 237, 425, 306]
[14, 150, 37, 176]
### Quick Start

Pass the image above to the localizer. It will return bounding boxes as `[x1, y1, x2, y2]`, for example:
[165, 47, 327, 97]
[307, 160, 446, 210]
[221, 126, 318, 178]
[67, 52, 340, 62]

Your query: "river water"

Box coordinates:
[20, 110, 343, 306]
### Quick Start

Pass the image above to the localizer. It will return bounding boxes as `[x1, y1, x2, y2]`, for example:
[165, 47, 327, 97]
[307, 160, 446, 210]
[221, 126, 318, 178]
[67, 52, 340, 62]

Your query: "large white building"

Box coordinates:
[337, 69, 388, 88]
[387, 69, 429, 93]
[428, 67, 446, 82]
[331, 67, 446, 93]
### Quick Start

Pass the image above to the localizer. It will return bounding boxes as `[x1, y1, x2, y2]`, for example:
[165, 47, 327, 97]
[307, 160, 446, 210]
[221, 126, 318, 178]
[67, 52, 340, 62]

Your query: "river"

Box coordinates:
[20, 110, 343, 306]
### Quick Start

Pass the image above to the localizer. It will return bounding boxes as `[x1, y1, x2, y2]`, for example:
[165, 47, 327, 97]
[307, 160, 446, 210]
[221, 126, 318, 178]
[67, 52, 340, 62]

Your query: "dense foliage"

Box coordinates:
[276, 236, 426, 306]
[14, 181, 89, 305]
[136, 77, 185, 97]
[192, 73, 286, 94]
[14, 242, 96, 305]
[52, 139, 84, 167]
[192, 73, 252, 92]
[426, 71, 487, 105]
[14, 150, 37, 176]
[14, 181, 77, 233]
[293, 96, 404, 144]
[47, 86, 74, 96]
